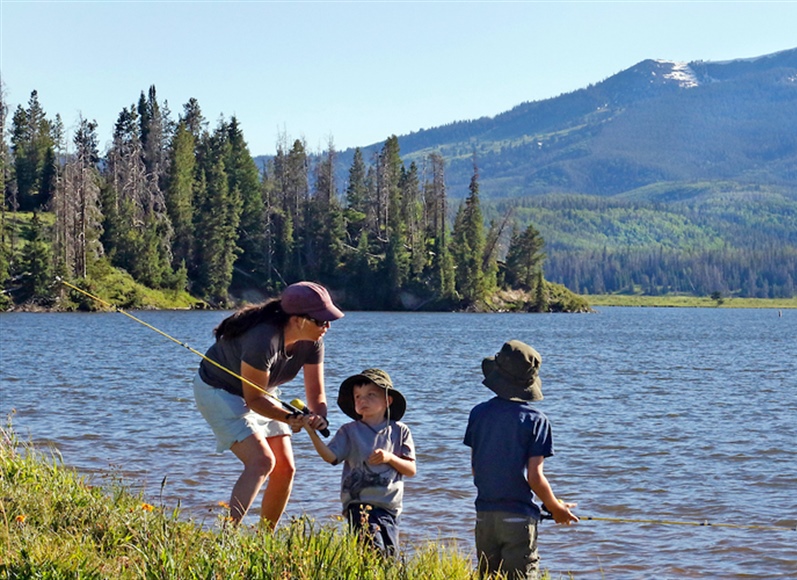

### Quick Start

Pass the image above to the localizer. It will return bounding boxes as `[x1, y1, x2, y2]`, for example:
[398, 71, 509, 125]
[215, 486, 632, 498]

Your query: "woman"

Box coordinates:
[193, 281, 344, 528]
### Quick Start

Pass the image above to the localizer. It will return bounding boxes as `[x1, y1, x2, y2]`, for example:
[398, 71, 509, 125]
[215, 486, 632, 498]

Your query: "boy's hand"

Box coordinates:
[368, 449, 393, 465]
[298, 413, 329, 434]
[548, 501, 579, 525]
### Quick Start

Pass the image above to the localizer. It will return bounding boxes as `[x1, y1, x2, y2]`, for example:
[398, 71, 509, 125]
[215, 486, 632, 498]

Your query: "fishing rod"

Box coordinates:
[541, 507, 795, 532]
[56, 277, 329, 435]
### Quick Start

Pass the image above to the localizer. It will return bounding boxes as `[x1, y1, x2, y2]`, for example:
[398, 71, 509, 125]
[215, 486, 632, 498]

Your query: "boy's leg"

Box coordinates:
[497, 513, 540, 580]
[346, 503, 398, 556]
[476, 511, 540, 580]
[475, 511, 504, 577]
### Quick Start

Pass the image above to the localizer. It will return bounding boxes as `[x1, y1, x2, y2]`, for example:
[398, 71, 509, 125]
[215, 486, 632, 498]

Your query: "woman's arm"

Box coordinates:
[302, 362, 329, 431]
[302, 362, 328, 417]
[241, 361, 294, 422]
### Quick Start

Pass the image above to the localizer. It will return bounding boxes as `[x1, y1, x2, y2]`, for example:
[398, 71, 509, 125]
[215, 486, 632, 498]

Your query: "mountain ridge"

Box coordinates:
[316, 47, 797, 200]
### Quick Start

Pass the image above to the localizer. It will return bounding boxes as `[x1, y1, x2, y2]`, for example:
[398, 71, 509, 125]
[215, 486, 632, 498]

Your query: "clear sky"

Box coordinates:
[2, 1, 796, 157]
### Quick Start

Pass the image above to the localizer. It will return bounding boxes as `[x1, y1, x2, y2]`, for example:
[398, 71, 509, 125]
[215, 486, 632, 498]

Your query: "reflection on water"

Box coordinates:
[2, 308, 796, 578]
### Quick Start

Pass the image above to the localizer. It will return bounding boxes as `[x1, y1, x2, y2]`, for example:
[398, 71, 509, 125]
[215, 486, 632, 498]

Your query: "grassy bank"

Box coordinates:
[0, 423, 561, 579]
[584, 294, 797, 309]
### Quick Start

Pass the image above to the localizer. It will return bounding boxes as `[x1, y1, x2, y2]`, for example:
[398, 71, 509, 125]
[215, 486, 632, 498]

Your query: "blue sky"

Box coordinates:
[2, 1, 796, 157]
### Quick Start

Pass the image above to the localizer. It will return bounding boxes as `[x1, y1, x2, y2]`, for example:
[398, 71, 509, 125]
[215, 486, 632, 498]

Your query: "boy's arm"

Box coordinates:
[527, 456, 578, 525]
[368, 449, 416, 477]
[303, 423, 337, 464]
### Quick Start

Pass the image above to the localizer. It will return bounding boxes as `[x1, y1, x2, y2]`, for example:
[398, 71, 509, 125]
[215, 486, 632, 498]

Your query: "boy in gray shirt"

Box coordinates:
[303, 368, 416, 556]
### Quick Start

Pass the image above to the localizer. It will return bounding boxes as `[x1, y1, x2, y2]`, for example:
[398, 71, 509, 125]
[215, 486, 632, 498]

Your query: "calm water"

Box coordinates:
[1, 308, 795, 578]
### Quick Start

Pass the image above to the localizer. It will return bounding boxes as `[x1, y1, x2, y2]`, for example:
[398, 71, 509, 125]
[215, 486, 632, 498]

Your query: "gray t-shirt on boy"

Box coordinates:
[327, 419, 415, 517]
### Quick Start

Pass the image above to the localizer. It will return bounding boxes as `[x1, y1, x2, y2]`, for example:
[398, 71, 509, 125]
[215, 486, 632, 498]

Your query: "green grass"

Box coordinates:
[0, 420, 563, 579]
[584, 293, 797, 309]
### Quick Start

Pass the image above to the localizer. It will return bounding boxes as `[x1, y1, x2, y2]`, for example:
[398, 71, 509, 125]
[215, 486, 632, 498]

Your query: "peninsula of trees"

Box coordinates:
[1, 88, 587, 313]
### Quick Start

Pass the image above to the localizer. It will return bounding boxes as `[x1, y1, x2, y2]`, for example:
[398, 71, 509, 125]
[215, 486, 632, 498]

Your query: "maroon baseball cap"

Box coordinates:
[281, 282, 344, 321]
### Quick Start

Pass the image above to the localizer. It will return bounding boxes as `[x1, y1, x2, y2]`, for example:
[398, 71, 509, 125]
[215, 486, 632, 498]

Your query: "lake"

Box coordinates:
[1, 308, 795, 578]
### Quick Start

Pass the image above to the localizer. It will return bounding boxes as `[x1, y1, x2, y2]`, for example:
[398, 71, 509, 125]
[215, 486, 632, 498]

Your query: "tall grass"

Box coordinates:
[1, 421, 558, 579]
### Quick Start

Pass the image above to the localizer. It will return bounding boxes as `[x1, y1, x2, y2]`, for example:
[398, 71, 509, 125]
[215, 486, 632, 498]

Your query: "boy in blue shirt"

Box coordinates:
[464, 340, 578, 580]
[303, 368, 416, 556]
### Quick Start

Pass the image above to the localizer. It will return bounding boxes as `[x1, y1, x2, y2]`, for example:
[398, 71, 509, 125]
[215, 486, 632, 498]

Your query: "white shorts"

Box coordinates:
[193, 373, 291, 453]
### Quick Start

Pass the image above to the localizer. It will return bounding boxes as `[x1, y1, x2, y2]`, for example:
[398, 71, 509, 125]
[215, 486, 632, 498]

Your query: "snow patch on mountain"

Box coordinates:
[655, 60, 700, 88]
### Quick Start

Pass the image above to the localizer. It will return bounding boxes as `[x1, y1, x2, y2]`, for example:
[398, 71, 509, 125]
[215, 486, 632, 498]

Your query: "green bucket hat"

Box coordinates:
[337, 368, 406, 421]
[481, 340, 543, 402]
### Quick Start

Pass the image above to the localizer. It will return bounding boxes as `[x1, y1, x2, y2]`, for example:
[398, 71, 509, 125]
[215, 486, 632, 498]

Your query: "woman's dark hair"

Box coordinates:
[213, 299, 291, 340]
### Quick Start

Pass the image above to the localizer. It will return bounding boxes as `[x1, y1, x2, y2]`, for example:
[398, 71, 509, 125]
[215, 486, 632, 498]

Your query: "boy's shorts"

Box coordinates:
[193, 373, 291, 453]
[345, 503, 400, 557]
[475, 510, 540, 580]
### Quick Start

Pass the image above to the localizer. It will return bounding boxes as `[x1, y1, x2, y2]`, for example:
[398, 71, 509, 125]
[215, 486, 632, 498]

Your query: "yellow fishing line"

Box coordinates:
[56, 277, 297, 412]
[580, 515, 795, 532]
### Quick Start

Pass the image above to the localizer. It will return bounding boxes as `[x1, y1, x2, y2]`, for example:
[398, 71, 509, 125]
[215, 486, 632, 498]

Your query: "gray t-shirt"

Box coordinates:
[327, 419, 415, 517]
[199, 322, 323, 396]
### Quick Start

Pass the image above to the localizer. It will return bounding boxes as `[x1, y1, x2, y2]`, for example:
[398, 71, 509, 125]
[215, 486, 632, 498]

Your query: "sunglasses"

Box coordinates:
[303, 315, 330, 328]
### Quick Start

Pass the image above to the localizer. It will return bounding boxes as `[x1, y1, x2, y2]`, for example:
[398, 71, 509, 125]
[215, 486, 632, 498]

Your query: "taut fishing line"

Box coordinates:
[56, 277, 309, 419]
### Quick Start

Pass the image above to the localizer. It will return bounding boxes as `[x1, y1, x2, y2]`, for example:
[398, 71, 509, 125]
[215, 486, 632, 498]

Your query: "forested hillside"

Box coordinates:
[489, 185, 797, 297]
[2, 48, 795, 309]
[1, 88, 586, 312]
[336, 48, 797, 198]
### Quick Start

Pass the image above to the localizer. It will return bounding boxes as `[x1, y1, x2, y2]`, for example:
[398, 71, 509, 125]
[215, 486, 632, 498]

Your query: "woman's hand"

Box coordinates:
[286, 413, 305, 433]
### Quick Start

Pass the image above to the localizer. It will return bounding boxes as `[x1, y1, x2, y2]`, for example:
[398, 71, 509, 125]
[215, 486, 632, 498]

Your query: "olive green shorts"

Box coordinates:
[475, 510, 540, 580]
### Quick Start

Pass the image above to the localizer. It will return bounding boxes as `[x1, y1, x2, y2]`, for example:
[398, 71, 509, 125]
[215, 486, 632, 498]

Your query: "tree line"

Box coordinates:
[1, 87, 551, 311]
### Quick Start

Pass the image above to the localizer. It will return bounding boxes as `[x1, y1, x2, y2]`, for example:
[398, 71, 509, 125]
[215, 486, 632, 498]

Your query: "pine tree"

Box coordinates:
[19, 212, 52, 303]
[225, 117, 266, 284]
[307, 140, 346, 283]
[505, 223, 545, 290]
[164, 120, 196, 272]
[426, 152, 454, 299]
[378, 136, 409, 302]
[193, 127, 241, 303]
[344, 147, 369, 246]
[10, 91, 55, 210]
[451, 160, 486, 304]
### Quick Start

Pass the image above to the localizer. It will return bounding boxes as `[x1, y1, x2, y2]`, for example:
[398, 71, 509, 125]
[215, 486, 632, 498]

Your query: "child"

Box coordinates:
[303, 368, 416, 556]
[464, 340, 578, 580]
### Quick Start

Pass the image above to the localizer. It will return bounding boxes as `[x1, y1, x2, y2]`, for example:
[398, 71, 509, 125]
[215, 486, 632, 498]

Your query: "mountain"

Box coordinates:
[335, 47, 797, 200]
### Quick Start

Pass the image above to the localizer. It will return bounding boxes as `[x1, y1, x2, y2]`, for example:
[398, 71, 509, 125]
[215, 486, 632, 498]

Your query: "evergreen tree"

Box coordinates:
[272, 137, 308, 280]
[307, 141, 346, 284]
[225, 117, 266, 285]
[533, 269, 549, 312]
[164, 120, 196, 273]
[138, 85, 171, 193]
[18, 212, 52, 303]
[425, 152, 454, 299]
[451, 160, 486, 304]
[400, 162, 426, 281]
[102, 105, 174, 288]
[344, 147, 369, 246]
[378, 136, 409, 303]
[504, 222, 545, 290]
[10, 91, 55, 210]
[193, 128, 241, 303]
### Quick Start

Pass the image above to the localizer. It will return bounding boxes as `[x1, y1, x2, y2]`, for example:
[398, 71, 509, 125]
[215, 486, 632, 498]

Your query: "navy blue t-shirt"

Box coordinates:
[463, 396, 554, 518]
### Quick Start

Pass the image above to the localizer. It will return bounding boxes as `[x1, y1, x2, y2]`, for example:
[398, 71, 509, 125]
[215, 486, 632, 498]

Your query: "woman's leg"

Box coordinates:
[229, 433, 276, 524]
[260, 434, 296, 530]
